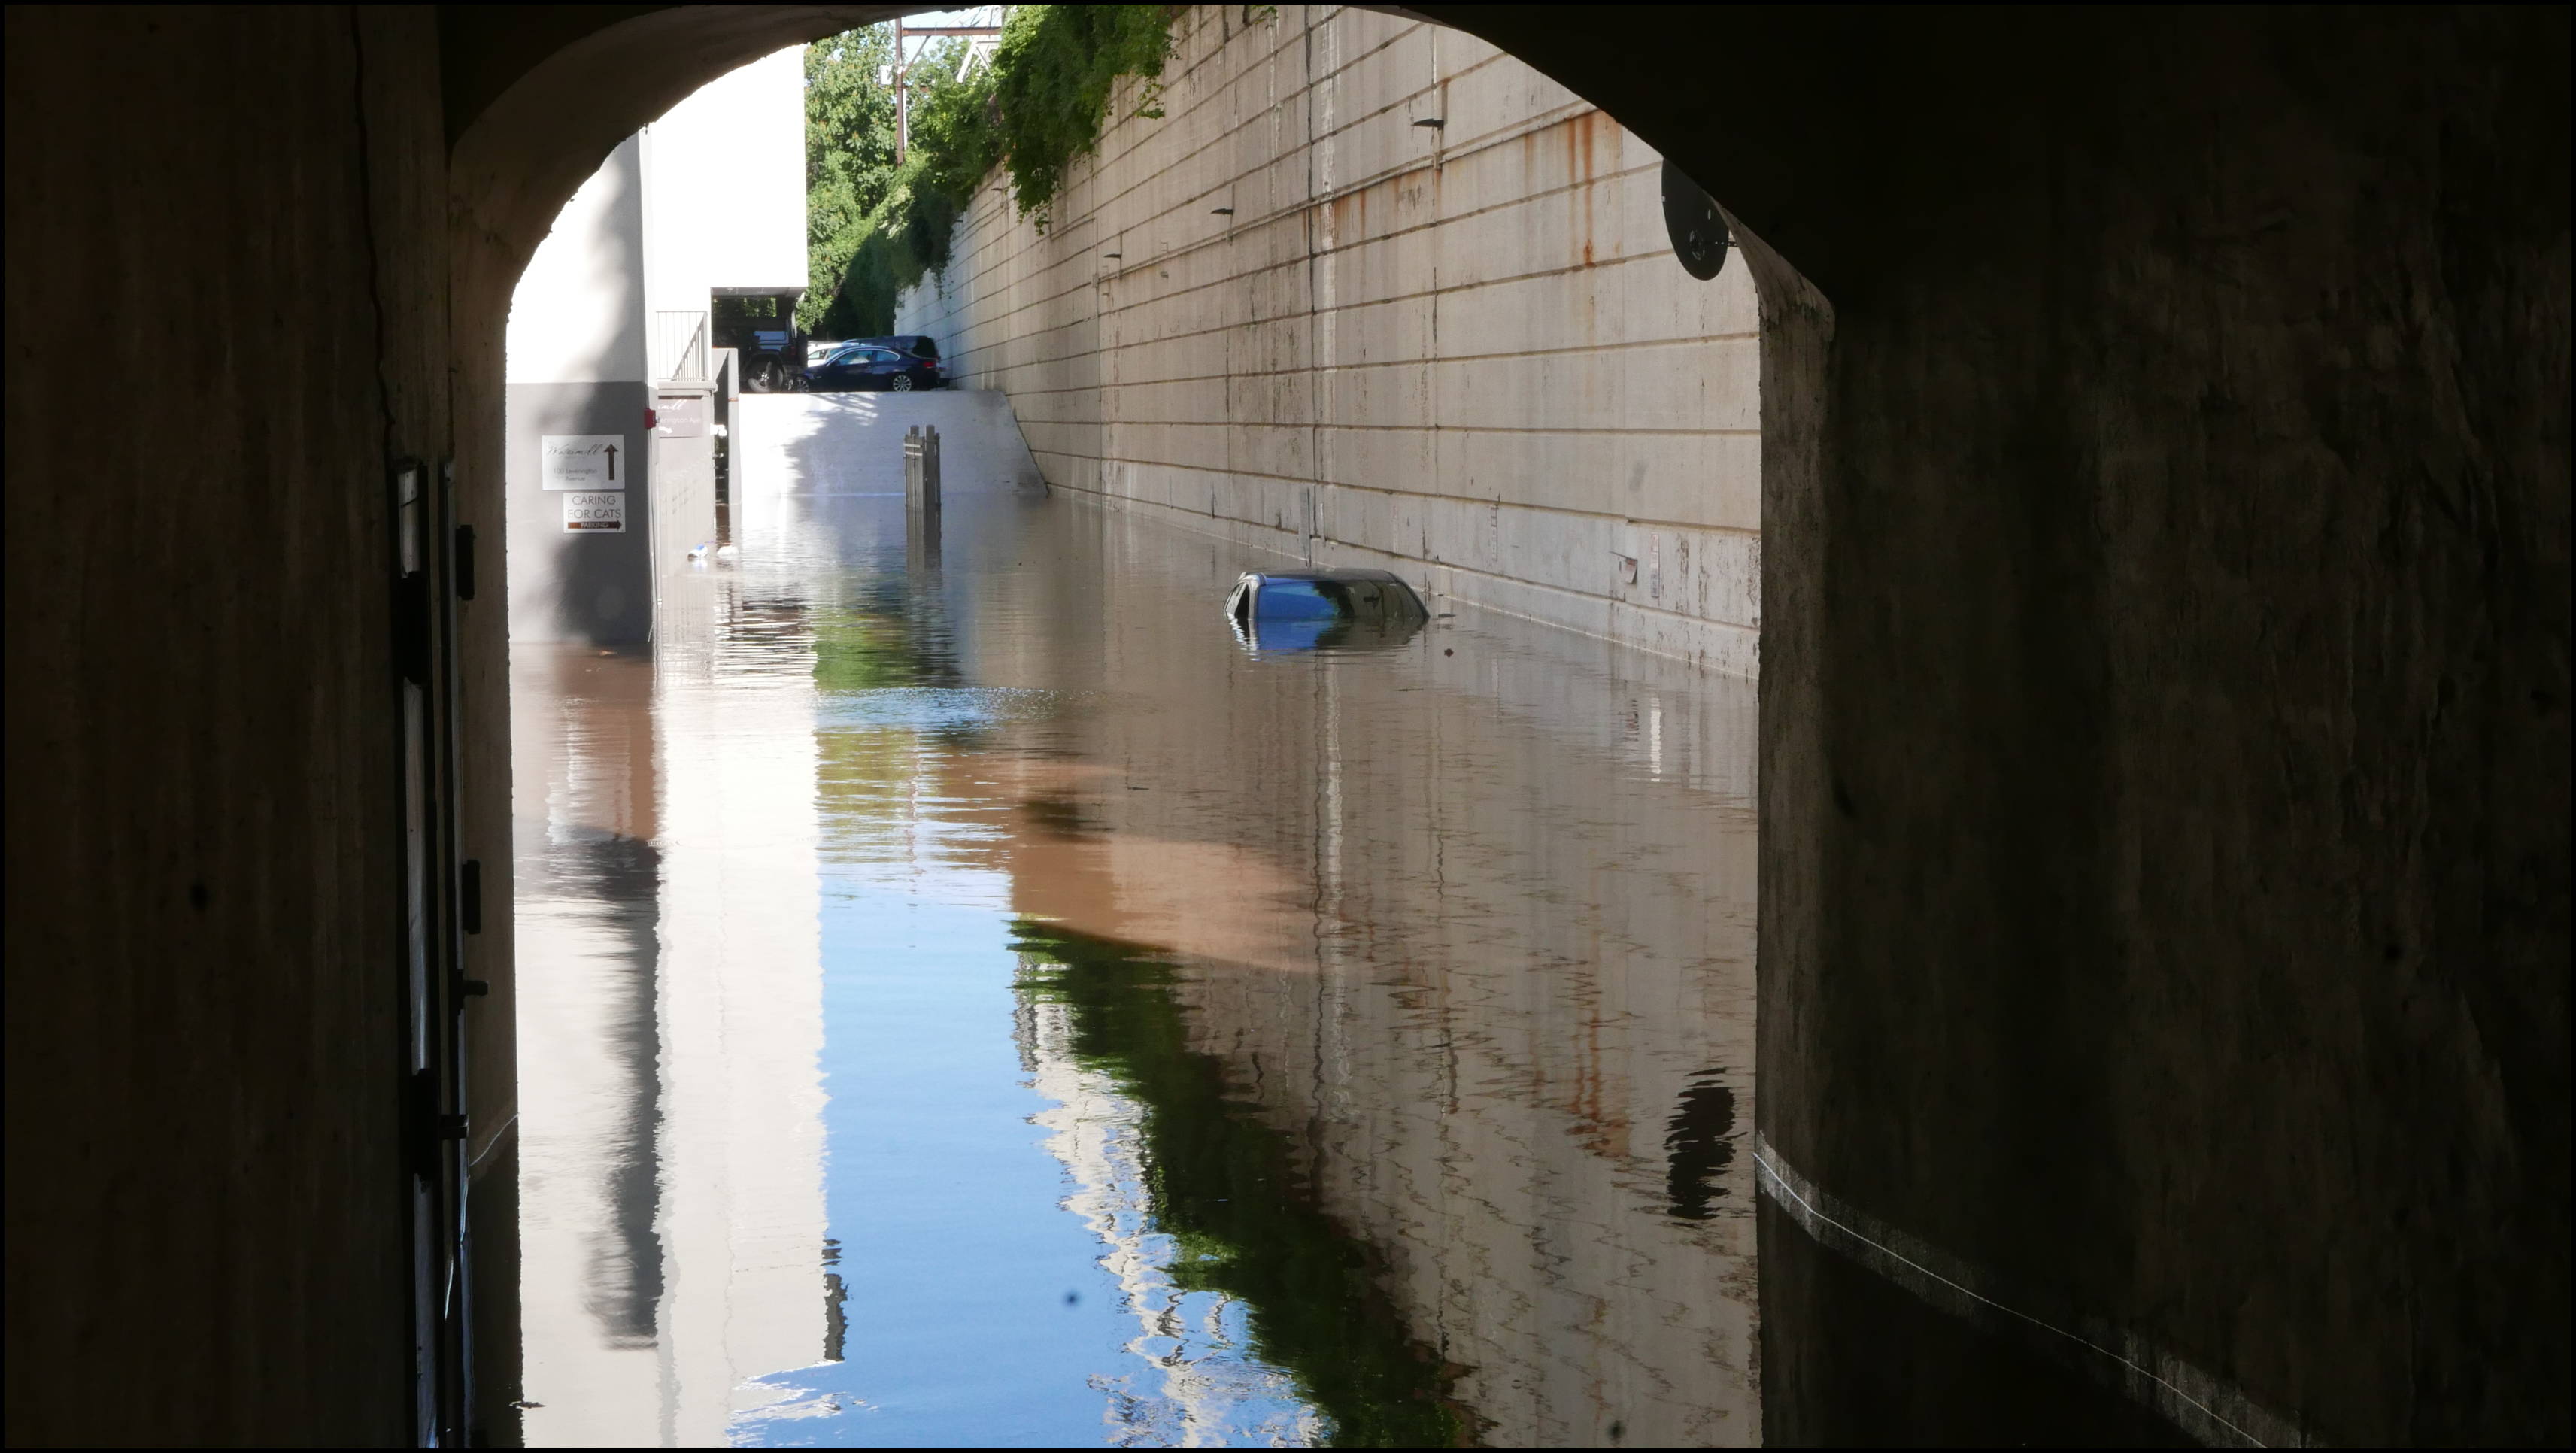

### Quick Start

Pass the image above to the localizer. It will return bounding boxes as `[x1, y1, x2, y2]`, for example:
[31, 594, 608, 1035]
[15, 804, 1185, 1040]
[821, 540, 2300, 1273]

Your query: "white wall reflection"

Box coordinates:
[654, 623, 828, 1442]
[515, 569, 830, 1446]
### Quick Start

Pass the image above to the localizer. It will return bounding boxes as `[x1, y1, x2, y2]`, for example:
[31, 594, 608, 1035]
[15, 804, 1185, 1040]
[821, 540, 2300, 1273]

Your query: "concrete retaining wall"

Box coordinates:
[897, 5, 1761, 677]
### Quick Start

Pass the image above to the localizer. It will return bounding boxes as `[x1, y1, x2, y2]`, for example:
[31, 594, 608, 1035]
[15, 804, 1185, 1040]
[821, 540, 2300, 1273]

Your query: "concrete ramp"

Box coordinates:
[734, 389, 1045, 496]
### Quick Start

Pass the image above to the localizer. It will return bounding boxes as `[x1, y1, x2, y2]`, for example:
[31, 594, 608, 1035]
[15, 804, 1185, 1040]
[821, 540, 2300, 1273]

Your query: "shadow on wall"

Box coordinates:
[508, 143, 651, 388]
[754, 390, 1049, 506]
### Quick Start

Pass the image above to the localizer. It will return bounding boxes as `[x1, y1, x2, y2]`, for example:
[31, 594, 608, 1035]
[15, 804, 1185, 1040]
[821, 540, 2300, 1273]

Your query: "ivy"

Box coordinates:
[806, 6, 1180, 336]
[982, 4, 1180, 223]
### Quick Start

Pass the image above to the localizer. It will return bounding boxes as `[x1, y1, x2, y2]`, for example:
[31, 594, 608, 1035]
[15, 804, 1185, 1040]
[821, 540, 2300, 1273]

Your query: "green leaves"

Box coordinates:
[806, 7, 1180, 334]
[800, 26, 898, 331]
[984, 5, 1177, 220]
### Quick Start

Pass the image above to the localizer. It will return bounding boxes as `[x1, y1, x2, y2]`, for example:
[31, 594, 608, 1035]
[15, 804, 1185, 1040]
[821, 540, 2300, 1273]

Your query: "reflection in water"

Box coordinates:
[1012, 921, 1464, 1446]
[1664, 1070, 1740, 1224]
[515, 586, 832, 1445]
[515, 400, 1760, 1446]
[563, 827, 663, 1347]
[513, 648, 671, 1448]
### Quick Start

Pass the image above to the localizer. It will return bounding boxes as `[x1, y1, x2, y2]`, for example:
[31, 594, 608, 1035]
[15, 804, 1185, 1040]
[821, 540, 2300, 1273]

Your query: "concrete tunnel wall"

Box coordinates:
[5, 7, 451, 1443]
[1491, 8, 2567, 1441]
[897, 6, 1764, 676]
[4, 3, 2566, 1446]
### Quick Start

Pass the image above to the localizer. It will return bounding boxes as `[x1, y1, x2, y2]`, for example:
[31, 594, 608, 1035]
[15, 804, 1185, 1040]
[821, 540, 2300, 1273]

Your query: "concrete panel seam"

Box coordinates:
[1030, 453, 1755, 534]
[1075, 153, 1664, 293]
[979, 324, 1760, 381]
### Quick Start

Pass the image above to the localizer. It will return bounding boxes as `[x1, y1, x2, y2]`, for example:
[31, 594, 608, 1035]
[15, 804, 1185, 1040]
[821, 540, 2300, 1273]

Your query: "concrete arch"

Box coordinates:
[6, 5, 2564, 1446]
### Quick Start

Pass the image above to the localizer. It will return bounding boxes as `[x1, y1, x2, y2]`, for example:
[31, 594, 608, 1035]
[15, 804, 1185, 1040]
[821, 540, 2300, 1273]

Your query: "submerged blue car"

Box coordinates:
[1224, 569, 1429, 653]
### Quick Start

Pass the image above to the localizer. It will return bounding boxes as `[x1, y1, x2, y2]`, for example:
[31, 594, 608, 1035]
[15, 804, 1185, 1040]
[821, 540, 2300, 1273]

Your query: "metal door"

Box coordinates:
[390, 458, 478, 1445]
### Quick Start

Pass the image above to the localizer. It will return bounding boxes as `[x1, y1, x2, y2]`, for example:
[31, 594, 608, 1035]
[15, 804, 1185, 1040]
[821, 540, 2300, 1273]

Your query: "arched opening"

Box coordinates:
[472, 8, 1777, 1445]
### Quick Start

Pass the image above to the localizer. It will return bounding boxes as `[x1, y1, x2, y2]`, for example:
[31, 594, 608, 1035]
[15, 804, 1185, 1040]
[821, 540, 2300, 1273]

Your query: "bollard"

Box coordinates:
[903, 424, 942, 519]
[904, 424, 942, 569]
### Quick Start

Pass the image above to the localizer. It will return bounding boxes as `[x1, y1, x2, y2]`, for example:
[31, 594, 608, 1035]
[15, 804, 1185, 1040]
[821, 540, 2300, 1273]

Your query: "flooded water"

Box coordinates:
[512, 404, 1760, 1447]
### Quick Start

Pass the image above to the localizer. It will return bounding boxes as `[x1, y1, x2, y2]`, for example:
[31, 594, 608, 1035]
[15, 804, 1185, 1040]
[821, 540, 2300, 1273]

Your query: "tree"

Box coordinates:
[803, 7, 1180, 337]
[801, 26, 899, 332]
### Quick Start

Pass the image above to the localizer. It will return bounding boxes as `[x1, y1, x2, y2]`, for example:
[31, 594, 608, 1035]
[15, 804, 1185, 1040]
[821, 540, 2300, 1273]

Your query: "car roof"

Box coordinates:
[1240, 569, 1406, 585]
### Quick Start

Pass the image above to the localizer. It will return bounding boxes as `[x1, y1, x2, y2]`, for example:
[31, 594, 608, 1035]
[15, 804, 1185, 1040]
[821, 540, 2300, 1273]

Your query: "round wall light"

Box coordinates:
[1661, 160, 1730, 281]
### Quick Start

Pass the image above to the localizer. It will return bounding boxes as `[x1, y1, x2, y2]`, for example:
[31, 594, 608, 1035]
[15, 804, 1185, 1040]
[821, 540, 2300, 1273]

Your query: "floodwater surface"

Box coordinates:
[512, 400, 1761, 1447]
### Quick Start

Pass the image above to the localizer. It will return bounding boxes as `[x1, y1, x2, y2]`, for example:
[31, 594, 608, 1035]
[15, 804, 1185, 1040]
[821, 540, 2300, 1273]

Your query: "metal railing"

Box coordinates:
[651, 308, 708, 383]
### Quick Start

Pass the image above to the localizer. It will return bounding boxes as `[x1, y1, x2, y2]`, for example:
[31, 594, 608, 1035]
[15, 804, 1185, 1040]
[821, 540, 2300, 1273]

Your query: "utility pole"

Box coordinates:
[892, 14, 1005, 163]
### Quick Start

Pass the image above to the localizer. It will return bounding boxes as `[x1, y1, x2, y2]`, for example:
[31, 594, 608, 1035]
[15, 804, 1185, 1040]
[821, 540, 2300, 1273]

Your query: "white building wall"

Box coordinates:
[898, 5, 1761, 678]
[509, 135, 648, 385]
[645, 46, 809, 312]
[507, 53, 804, 642]
[512, 48, 805, 384]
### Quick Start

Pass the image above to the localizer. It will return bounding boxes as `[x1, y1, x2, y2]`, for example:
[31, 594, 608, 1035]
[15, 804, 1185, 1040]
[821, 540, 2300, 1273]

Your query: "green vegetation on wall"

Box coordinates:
[1011, 919, 1469, 1448]
[802, 6, 1183, 340]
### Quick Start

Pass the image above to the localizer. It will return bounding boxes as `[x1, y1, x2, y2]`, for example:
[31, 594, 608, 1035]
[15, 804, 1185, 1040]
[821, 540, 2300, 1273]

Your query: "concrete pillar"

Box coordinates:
[505, 138, 656, 647]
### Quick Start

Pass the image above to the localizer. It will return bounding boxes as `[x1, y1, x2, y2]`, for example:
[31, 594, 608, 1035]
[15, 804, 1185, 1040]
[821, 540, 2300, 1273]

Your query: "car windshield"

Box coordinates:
[1252, 580, 1343, 619]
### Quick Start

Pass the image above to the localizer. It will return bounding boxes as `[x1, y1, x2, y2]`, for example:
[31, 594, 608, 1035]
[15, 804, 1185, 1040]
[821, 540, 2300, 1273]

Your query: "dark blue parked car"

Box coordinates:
[805, 344, 943, 393]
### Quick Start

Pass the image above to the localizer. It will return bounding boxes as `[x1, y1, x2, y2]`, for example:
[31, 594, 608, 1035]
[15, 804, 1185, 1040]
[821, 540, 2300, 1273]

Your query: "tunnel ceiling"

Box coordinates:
[438, 4, 2076, 301]
[441, 2, 1843, 308]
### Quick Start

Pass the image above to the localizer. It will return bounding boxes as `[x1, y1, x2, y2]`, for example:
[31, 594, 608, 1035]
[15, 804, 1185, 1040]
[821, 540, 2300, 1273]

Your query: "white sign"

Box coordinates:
[542, 434, 628, 491]
[562, 492, 626, 534]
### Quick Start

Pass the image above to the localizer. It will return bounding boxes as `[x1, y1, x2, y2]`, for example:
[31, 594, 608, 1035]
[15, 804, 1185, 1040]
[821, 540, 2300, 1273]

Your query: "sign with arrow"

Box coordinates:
[541, 435, 627, 490]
